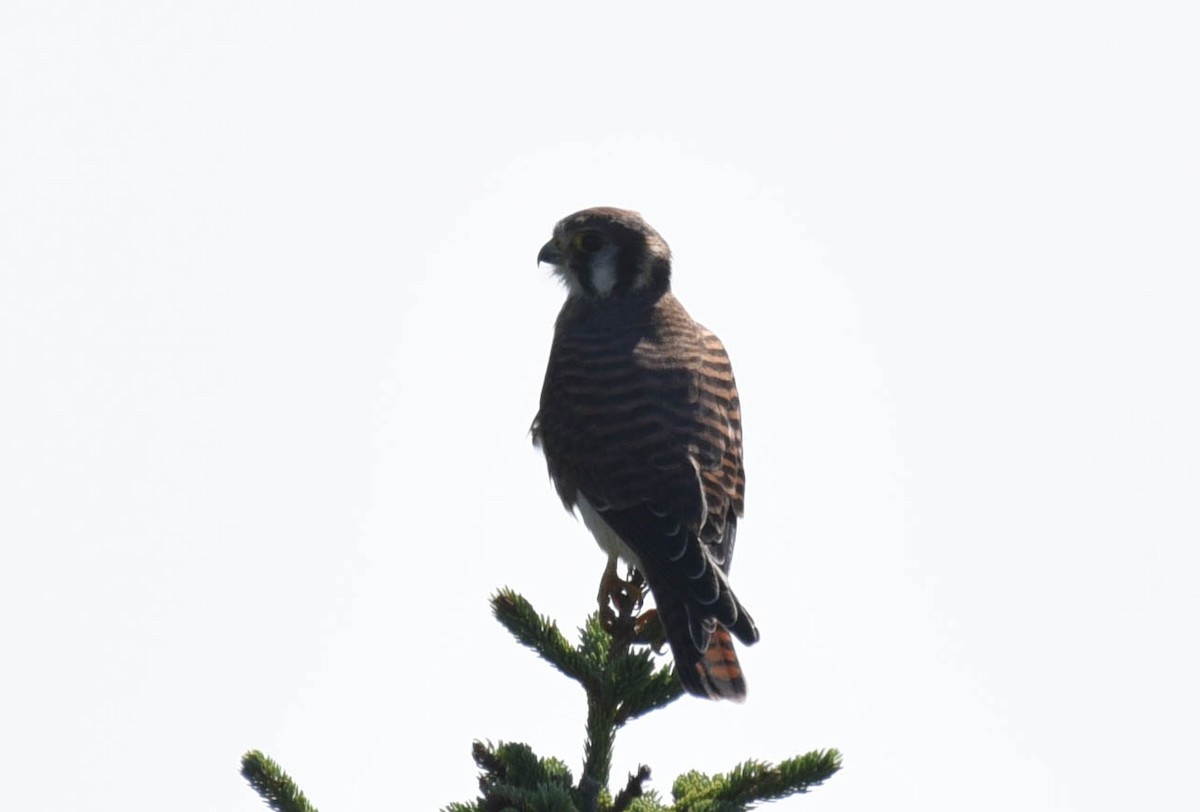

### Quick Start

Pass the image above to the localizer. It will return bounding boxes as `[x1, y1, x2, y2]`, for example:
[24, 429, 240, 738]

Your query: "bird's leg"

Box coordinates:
[600, 563, 666, 651]
[599, 559, 652, 645]
[626, 566, 647, 611]
[612, 563, 647, 615]
[596, 556, 621, 632]
[621, 568, 667, 650]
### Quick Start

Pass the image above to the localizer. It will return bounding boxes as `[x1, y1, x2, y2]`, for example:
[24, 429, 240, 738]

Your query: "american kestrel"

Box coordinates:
[531, 207, 759, 701]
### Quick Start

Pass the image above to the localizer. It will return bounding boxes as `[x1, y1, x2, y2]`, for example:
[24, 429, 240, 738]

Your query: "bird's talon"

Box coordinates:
[599, 603, 618, 633]
[632, 609, 666, 651]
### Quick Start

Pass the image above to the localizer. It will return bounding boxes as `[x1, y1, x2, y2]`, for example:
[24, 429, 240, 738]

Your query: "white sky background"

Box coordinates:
[1, 2, 1197, 810]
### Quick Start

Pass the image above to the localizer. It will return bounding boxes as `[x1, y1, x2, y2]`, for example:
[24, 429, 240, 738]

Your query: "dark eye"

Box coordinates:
[574, 232, 604, 254]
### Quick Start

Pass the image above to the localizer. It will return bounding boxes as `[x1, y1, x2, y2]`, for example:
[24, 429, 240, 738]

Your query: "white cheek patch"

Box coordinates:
[589, 245, 621, 297]
[556, 264, 587, 298]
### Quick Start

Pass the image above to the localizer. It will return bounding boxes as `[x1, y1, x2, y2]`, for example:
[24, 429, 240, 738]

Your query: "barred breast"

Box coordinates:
[534, 292, 742, 539]
[532, 290, 759, 700]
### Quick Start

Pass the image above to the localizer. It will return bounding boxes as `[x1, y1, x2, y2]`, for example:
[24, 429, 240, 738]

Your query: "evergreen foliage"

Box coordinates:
[241, 750, 318, 812]
[241, 587, 841, 811]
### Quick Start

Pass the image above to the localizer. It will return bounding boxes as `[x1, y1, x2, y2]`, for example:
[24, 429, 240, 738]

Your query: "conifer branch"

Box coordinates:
[715, 750, 842, 805]
[240, 750, 318, 812]
[492, 588, 597, 687]
[671, 749, 842, 810]
[612, 765, 652, 812]
[576, 594, 679, 791]
[456, 740, 577, 812]
[610, 648, 684, 724]
[583, 690, 619, 793]
[245, 587, 841, 812]
[578, 775, 602, 812]
[491, 587, 685, 794]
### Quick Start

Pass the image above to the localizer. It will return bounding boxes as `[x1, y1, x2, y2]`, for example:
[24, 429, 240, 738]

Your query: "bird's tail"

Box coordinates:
[656, 591, 754, 701]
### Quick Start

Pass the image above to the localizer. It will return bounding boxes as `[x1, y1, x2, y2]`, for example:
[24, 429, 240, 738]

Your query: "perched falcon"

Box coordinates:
[531, 207, 759, 701]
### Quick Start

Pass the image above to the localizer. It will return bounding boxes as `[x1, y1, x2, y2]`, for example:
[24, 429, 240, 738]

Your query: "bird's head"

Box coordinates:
[537, 207, 672, 300]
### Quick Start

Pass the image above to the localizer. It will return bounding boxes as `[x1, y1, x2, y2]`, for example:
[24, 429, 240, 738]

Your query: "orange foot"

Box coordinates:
[596, 557, 621, 631]
[632, 608, 667, 652]
[598, 561, 649, 634]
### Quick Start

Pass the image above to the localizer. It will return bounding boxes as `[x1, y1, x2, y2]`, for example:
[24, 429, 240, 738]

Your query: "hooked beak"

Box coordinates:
[537, 239, 564, 266]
